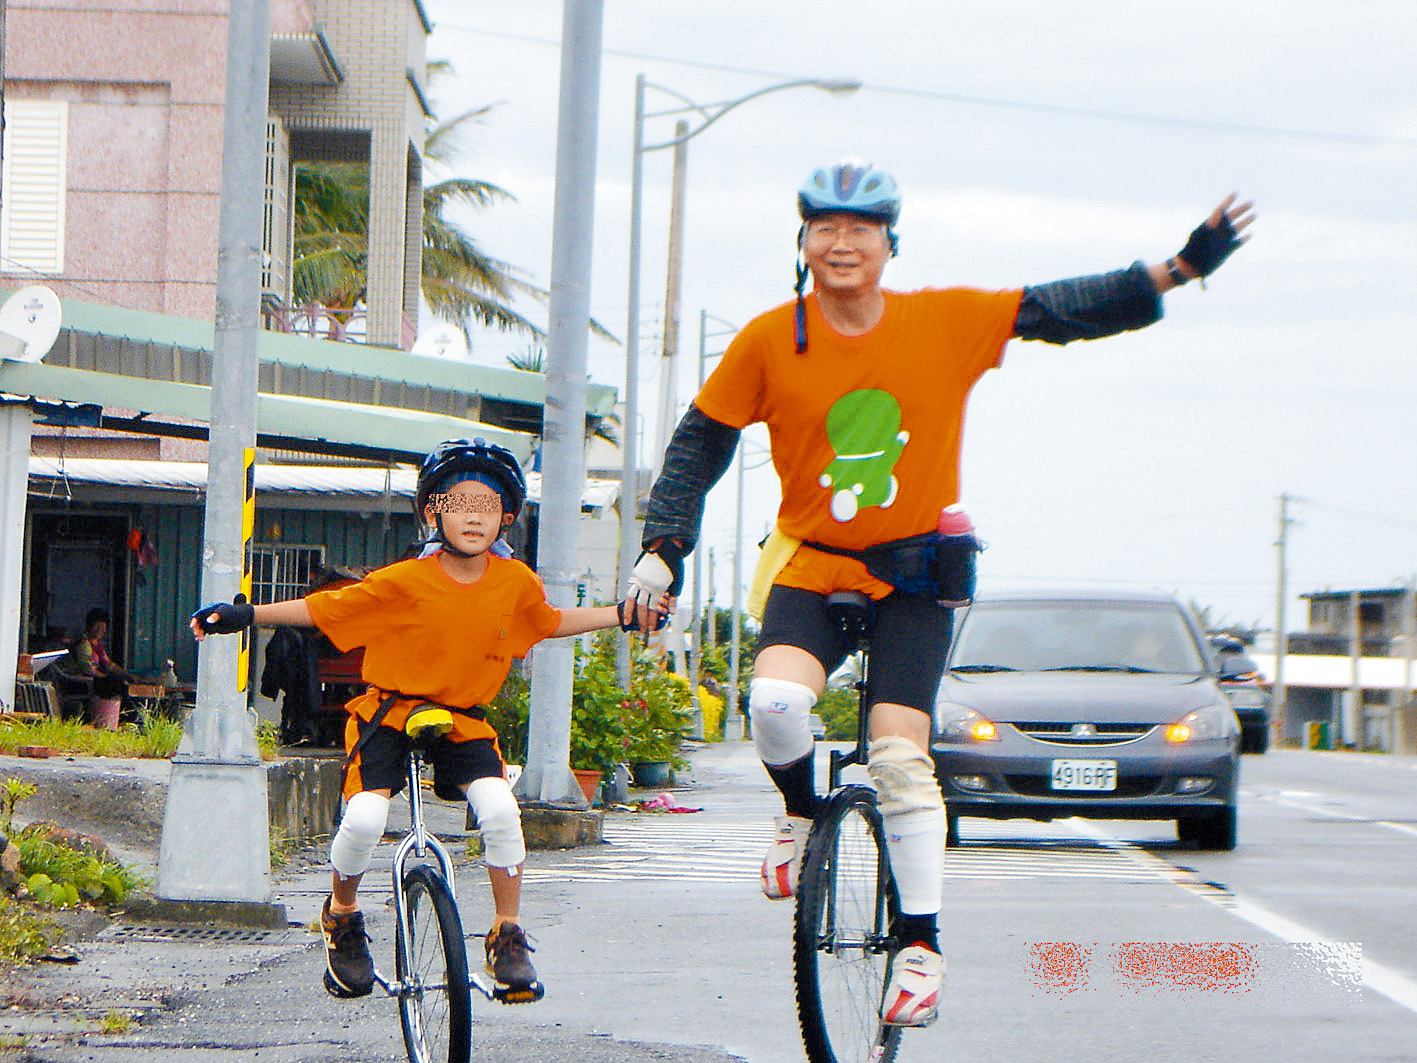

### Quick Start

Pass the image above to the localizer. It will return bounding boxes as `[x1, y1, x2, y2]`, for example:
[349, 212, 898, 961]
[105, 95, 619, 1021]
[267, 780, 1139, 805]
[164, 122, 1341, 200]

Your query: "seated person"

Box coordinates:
[51, 609, 132, 715]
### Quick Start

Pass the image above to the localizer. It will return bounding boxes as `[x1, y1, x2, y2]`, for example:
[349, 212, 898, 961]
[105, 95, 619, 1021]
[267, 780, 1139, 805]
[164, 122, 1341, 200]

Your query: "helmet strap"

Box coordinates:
[431, 514, 485, 560]
[793, 254, 810, 354]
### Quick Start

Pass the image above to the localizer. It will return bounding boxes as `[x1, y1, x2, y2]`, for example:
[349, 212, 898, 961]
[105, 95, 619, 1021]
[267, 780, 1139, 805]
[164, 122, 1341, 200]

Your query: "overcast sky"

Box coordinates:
[422, 0, 1417, 638]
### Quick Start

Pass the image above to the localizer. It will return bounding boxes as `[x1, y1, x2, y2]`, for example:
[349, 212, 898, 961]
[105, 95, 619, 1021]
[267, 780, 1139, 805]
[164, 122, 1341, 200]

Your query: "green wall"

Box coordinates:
[128, 503, 417, 680]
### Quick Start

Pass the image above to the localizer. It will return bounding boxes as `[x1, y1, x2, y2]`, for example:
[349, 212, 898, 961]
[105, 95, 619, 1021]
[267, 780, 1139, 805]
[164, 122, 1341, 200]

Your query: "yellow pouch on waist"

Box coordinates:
[404, 705, 454, 740]
[747, 525, 802, 621]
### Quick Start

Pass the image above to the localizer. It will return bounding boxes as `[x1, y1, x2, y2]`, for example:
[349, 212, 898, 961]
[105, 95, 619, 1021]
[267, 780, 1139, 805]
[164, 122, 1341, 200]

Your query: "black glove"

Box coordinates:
[1176, 212, 1242, 278]
[191, 599, 255, 634]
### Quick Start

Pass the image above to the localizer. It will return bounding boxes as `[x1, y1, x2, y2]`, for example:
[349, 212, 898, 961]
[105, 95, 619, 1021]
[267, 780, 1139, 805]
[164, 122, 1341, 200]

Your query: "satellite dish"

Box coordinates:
[410, 322, 470, 361]
[0, 285, 62, 363]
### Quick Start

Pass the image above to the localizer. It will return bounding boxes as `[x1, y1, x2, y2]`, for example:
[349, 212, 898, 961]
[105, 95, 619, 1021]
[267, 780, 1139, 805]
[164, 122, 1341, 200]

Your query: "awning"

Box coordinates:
[27, 456, 620, 511]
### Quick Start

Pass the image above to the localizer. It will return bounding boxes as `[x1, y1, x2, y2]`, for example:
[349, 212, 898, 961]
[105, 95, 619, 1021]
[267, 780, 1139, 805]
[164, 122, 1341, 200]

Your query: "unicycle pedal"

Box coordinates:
[471, 970, 545, 1004]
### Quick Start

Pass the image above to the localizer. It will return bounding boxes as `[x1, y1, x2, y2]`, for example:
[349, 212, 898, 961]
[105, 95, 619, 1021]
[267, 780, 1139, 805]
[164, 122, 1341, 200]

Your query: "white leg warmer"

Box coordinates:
[867, 736, 946, 915]
[329, 791, 391, 879]
[466, 776, 526, 870]
[749, 678, 818, 767]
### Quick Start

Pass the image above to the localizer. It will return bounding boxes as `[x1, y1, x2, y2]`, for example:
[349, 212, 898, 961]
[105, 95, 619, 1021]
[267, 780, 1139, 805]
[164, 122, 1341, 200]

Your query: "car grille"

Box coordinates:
[1005, 774, 1164, 798]
[1010, 722, 1155, 746]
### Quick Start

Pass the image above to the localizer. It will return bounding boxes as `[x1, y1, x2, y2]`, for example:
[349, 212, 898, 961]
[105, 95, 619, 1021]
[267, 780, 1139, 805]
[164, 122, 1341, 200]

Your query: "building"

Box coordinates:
[0, 1, 624, 718]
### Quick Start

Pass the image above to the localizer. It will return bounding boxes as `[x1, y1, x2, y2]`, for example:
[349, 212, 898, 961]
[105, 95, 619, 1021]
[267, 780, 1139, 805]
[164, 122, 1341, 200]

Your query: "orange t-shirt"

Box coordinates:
[695, 287, 1021, 596]
[304, 553, 561, 740]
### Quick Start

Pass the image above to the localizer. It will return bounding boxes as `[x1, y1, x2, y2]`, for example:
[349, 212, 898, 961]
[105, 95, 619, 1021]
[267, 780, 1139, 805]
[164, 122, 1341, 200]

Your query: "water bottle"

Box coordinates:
[935, 505, 979, 606]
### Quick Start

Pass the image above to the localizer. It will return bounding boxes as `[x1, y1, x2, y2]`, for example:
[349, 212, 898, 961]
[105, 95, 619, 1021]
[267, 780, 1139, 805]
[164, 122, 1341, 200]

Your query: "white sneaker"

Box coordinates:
[881, 944, 944, 1027]
[760, 815, 813, 899]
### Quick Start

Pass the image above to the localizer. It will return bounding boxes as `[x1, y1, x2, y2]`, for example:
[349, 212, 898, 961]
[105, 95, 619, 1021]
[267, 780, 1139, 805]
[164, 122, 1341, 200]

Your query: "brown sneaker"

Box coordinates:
[484, 922, 537, 989]
[320, 898, 374, 998]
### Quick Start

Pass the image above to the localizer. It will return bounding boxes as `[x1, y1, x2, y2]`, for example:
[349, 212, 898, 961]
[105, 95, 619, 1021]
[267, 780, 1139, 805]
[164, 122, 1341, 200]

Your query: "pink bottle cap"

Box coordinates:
[937, 506, 974, 535]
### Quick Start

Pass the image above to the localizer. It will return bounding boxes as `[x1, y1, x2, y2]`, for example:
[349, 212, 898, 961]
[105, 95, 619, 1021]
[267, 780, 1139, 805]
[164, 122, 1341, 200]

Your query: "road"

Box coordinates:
[3, 743, 1415, 1061]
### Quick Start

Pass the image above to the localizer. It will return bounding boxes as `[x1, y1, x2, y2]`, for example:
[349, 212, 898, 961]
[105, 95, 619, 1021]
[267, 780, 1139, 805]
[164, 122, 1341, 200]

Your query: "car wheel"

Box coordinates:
[1250, 726, 1270, 755]
[1176, 817, 1199, 845]
[1193, 806, 1237, 851]
[945, 810, 960, 848]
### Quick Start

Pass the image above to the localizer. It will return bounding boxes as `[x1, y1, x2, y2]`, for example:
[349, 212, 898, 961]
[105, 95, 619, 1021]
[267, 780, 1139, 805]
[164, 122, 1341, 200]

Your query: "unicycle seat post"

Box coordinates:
[824, 591, 876, 792]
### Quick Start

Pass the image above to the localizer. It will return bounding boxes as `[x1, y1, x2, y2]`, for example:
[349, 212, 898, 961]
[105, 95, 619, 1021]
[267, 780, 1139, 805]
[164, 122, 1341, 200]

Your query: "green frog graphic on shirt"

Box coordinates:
[817, 389, 910, 522]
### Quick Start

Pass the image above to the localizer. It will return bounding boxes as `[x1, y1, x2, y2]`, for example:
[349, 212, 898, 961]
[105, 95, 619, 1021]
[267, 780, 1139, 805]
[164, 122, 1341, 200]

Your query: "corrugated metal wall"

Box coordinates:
[129, 503, 416, 680]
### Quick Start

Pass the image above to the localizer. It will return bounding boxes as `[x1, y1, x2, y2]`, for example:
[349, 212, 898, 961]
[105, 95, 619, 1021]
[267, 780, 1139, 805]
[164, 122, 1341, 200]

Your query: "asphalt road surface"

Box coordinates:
[2, 743, 1414, 1062]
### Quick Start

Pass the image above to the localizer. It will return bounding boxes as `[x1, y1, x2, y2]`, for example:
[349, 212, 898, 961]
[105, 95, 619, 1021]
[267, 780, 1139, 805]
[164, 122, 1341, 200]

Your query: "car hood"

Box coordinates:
[939, 671, 1224, 724]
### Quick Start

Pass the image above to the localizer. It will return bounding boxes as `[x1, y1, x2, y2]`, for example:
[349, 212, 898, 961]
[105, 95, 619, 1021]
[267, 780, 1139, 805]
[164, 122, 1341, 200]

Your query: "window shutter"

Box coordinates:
[1, 100, 68, 275]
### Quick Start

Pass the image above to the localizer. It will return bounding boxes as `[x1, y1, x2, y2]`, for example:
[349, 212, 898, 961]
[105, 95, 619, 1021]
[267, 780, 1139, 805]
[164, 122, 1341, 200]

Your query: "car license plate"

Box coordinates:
[1050, 759, 1117, 791]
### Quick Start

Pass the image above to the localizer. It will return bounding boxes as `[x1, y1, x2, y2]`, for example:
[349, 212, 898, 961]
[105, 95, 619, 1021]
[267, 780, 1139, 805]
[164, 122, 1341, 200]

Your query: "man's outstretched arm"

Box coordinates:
[1015, 194, 1256, 344]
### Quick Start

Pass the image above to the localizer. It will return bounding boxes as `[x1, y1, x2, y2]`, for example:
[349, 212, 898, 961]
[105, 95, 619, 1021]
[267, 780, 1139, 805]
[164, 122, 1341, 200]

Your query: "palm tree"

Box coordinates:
[292, 63, 613, 345]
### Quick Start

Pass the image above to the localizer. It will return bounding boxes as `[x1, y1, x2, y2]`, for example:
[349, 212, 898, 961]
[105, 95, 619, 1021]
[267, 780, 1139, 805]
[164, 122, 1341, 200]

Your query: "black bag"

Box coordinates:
[805, 530, 981, 606]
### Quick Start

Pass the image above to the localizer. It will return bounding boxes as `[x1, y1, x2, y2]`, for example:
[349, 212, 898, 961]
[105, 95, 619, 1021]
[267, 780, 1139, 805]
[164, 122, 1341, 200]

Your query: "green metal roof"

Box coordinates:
[0, 361, 532, 464]
[50, 295, 618, 419]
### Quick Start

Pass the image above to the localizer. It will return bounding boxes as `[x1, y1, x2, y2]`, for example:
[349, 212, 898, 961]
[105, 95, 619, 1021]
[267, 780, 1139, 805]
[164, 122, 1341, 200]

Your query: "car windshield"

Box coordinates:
[950, 599, 1208, 675]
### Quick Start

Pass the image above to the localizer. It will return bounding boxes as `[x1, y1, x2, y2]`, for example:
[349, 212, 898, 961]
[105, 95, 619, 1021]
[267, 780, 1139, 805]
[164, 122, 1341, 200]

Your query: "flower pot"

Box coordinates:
[571, 768, 602, 805]
[92, 697, 121, 731]
[630, 759, 672, 789]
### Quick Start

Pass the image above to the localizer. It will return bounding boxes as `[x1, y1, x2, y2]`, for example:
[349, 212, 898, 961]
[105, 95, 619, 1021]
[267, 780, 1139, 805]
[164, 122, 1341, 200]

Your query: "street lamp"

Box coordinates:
[617, 74, 860, 687]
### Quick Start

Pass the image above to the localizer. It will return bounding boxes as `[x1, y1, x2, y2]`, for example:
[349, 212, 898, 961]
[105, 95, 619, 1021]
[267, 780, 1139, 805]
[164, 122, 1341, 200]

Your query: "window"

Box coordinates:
[1, 100, 68, 274]
[250, 543, 324, 605]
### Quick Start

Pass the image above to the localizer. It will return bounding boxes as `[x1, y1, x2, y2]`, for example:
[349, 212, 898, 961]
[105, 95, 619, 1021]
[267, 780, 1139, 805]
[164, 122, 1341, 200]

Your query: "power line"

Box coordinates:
[432, 24, 1417, 150]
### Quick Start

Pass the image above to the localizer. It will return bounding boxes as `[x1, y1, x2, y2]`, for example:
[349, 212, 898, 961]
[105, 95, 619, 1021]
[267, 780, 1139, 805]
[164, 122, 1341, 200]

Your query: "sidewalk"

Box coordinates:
[0, 741, 796, 1062]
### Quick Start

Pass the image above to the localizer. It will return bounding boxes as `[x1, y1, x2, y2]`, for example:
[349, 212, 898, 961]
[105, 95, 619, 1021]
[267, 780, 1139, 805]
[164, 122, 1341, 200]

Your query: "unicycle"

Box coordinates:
[793, 591, 902, 1063]
[361, 734, 544, 1063]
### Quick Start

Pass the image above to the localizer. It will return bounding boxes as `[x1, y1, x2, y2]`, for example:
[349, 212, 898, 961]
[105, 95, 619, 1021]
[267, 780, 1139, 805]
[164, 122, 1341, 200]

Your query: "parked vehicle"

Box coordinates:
[931, 589, 1241, 850]
[1210, 634, 1273, 754]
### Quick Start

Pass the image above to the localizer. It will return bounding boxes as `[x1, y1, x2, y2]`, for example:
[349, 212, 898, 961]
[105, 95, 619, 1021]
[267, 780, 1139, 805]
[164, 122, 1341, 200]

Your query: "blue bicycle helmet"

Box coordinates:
[796, 159, 900, 226]
[416, 437, 527, 520]
[794, 160, 901, 352]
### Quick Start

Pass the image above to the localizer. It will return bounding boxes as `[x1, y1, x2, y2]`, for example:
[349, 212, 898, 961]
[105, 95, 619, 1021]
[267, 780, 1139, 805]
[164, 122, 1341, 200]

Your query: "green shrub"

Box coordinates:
[0, 894, 59, 966]
[15, 827, 146, 906]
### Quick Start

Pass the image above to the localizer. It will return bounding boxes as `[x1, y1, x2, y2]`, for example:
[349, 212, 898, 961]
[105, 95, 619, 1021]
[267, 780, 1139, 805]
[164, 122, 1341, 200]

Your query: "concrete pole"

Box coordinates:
[650, 121, 688, 480]
[724, 446, 746, 741]
[615, 74, 646, 691]
[156, 0, 280, 915]
[516, 0, 603, 806]
[1272, 493, 1292, 745]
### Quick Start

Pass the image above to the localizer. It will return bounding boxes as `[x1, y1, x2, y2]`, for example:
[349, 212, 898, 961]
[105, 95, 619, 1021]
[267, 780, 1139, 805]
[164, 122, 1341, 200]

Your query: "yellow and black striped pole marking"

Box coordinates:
[237, 448, 255, 691]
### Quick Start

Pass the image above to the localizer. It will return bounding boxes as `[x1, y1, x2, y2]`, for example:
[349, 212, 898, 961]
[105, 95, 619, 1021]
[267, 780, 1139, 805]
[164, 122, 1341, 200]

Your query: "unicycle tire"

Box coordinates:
[396, 865, 472, 1063]
[793, 784, 902, 1063]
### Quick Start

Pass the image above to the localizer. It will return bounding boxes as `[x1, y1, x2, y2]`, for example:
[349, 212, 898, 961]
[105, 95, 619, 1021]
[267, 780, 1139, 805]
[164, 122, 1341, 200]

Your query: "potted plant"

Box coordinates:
[568, 636, 635, 800]
[626, 655, 693, 787]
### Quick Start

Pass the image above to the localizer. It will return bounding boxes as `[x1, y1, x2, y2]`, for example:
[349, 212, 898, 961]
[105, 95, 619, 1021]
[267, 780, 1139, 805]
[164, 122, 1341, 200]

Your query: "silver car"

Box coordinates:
[931, 590, 1241, 850]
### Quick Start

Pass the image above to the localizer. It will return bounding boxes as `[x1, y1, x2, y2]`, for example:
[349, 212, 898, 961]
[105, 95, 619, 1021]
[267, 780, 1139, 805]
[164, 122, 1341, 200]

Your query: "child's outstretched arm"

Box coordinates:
[189, 599, 314, 641]
[550, 592, 673, 639]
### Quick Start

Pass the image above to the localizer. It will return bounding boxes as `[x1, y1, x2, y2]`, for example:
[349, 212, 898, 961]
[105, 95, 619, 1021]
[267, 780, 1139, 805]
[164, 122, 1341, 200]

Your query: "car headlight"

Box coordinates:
[1165, 703, 1239, 744]
[935, 702, 999, 743]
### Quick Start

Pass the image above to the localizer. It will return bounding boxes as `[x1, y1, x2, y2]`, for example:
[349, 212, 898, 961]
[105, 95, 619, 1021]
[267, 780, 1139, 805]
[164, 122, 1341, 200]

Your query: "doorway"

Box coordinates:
[28, 511, 130, 659]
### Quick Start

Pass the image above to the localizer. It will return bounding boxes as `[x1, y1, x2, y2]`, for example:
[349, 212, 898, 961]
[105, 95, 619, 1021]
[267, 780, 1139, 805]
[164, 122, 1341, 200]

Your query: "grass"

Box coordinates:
[98, 1009, 132, 1034]
[0, 712, 281, 761]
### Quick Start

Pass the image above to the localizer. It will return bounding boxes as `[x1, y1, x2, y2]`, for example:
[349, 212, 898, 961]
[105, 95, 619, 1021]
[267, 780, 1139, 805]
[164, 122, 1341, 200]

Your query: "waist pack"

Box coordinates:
[804, 530, 981, 606]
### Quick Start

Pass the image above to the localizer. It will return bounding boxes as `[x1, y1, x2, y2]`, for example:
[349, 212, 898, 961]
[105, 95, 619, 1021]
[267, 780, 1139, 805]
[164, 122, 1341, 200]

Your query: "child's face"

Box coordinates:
[424, 479, 511, 555]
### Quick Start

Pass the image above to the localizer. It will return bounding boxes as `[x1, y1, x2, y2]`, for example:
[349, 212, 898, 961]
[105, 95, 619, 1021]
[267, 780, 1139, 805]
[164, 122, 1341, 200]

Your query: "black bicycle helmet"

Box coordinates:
[416, 437, 527, 520]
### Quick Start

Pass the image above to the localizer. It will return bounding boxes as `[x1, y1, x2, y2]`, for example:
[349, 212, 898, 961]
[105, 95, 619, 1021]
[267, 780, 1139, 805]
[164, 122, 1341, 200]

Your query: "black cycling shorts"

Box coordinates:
[344, 719, 503, 802]
[756, 585, 955, 713]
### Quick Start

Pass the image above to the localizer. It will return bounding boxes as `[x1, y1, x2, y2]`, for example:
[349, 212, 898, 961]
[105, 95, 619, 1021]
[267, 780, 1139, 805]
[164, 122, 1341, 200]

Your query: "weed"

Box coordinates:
[0, 894, 59, 965]
[98, 1009, 132, 1034]
[15, 827, 147, 906]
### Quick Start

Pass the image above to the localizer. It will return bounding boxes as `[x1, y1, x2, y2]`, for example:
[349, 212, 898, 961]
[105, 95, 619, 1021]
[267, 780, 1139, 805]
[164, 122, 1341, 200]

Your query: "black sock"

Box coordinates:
[765, 754, 819, 819]
[894, 913, 939, 953]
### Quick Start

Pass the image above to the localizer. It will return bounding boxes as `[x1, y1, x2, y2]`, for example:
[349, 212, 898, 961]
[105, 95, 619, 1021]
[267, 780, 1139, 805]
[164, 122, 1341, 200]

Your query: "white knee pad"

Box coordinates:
[466, 777, 526, 869]
[329, 791, 391, 879]
[866, 736, 943, 818]
[749, 678, 818, 767]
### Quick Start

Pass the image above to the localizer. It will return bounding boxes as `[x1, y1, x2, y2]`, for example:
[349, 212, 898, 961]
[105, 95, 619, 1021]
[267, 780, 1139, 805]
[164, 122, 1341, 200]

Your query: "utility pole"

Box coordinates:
[516, 0, 603, 805]
[156, 0, 281, 920]
[1272, 493, 1299, 746]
